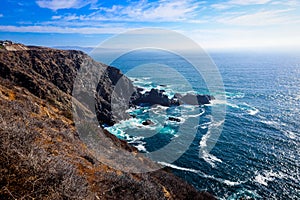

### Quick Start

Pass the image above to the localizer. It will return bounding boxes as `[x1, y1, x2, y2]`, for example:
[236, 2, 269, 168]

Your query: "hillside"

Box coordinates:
[0, 42, 215, 199]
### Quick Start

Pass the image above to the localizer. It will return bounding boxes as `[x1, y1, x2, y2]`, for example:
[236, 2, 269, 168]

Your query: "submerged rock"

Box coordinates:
[142, 119, 154, 126]
[168, 116, 181, 122]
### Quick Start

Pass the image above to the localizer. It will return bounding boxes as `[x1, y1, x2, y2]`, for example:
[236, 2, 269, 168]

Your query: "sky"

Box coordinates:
[0, 0, 300, 51]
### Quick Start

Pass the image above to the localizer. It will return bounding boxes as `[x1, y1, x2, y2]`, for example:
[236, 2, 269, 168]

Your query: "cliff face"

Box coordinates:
[0, 44, 215, 199]
[0, 46, 132, 126]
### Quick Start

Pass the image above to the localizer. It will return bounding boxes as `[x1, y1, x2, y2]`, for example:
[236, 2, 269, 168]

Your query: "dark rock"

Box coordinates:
[142, 119, 154, 126]
[130, 114, 137, 118]
[132, 88, 172, 106]
[137, 87, 144, 92]
[173, 93, 214, 105]
[168, 116, 181, 122]
[131, 89, 213, 108]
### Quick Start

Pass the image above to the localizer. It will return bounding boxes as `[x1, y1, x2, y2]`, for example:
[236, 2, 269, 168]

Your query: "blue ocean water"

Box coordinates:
[94, 50, 300, 199]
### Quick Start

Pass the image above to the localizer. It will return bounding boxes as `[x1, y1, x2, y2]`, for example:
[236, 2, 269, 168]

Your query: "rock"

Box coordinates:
[137, 87, 144, 92]
[130, 114, 137, 118]
[168, 116, 181, 122]
[132, 88, 171, 106]
[131, 90, 213, 108]
[142, 119, 154, 125]
[173, 93, 214, 105]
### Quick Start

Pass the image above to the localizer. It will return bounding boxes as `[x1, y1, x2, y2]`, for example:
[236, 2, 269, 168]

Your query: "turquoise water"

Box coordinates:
[93, 50, 300, 199]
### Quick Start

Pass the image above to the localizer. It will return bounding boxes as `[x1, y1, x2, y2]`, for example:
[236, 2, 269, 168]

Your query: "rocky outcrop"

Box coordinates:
[0, 40, 29, 51]
[132, 88, 176, 106]
[0, 46, 133, 126]
[131, 88, 214, 107]
[168, 117, 181, 122]
[142, 119, 154, 126]
[173, 93, 214, 105]
[0, 44, 215, 199]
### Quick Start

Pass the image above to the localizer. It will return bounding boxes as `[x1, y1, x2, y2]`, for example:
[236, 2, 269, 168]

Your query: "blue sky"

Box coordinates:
[0, 0, 300, 50]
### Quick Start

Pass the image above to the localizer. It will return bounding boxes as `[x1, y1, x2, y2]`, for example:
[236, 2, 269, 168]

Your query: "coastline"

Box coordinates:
[0, 42, 215, 199]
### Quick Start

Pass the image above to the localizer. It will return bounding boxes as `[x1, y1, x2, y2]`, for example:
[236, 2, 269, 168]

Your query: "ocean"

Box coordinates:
[92, 49, 300, 199]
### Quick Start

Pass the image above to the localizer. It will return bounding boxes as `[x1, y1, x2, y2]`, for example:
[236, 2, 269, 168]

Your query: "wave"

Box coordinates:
[283, 130, 297, 139]
[220, 101, 260, 116]
[184, 108, 205, 118]
[253, 170, 285, 186]
[260, 119, 297, 139]
[193, 121, 213, 129]
[248, 107, 259, 115]
[201, 150, 222, 168]
[158, 162, 244, 186]
[260, 119, 278, 126]
[130, 142, 148, 153]
[212, 176, 244, 187]
[199, 119, 224, 168]
[157, 162, 200, 173]
[239, 103, 259, 116]
[206, 99, 227, 106]
[226, 91, 245, 99]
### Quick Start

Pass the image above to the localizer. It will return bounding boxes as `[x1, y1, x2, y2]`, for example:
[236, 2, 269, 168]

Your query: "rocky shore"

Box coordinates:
[0, 42, 215, 199]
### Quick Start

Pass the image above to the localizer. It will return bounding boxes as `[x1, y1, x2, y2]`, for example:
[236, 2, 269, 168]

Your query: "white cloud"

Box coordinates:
[0, 14, 3, 18]
[79, 0, 203, 22]
[0, 25, 127, 34]
[51, 15, 62, 20]
[36, 0, 96, 11]
[227, 0, 272, 5]
[271, 0, 300, 6]
[212, 0, 272, 10]
[218, 9, 299, 26]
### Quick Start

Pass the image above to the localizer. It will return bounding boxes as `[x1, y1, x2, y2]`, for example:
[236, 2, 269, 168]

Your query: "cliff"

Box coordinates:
[0, 43, 215, 199]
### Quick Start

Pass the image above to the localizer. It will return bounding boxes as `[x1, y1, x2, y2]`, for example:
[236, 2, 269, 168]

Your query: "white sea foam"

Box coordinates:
[248, 107, 259, 115]
[158, 162, 243, 186]
[133, 143, 148, 152]
[225, 91, 245, 99]
[283, 130, 297, 139]
[208, 175, 245, 186]
[150, 105, 168, 115]
[185, 109, 205, 118]
[238, 103, 260, 115]
[261, 120, 277, 126]
[204, 173, 244, 187]
[199, 120, 224, 148]
[227, 103, 240, 109]
[254, 170, 285, 186]
[210, 100, 259, 116]
[199, 119, 224, 168]
[152, 105, 169, 110]
[201, 151, 222, 168]
[195, 121, 212, 129]
[208, 99, 228, 107]
[180, 104, 198, 111]
[116, 118, 161, 131]
[157, 162, 200, 173]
